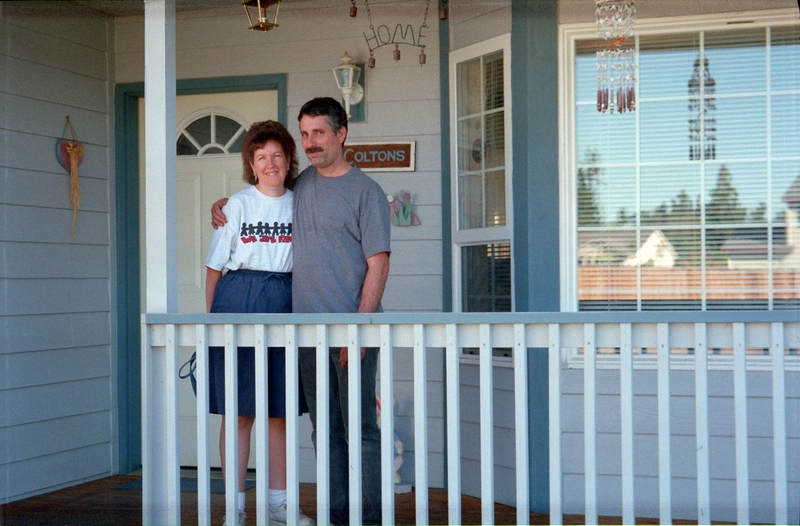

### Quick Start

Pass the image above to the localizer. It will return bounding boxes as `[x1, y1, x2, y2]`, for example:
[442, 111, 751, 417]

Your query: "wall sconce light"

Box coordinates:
[332, 52, 364, 121]
[242, 0, 281, 32]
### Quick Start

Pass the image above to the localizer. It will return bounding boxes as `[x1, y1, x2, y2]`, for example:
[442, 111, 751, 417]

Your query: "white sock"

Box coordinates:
[268, 488, 286, 510]
[237, 491, 246, 512]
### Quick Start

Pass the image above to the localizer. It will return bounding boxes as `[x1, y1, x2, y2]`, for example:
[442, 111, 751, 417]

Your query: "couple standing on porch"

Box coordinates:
[205, 97, 391, 526]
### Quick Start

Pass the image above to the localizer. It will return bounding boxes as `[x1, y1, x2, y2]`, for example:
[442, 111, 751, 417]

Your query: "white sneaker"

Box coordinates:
[222, 510, 247, 526]
[269, 502, 316, 525]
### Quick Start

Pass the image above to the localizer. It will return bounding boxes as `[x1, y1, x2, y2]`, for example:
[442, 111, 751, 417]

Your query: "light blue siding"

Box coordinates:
[0, 3, 115, 503]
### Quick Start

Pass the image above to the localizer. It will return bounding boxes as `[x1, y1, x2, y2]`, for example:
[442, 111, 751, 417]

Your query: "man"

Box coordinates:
[212, 97, 390, 525]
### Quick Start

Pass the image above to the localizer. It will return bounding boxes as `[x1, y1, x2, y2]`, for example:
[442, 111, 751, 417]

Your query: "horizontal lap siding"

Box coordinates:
[383, 347, 446, 488]
[460, 364, 520, 506]
[1, 4, 114, 504]
[560, 362, 800, 523]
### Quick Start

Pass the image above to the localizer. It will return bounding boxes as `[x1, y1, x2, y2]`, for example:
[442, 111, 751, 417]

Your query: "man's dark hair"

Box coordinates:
[241, 120, 298, 189]
[298, 97, 348, 135]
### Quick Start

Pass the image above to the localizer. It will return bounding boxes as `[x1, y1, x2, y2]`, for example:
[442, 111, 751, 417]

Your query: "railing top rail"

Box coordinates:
[144, 310, 800, 326]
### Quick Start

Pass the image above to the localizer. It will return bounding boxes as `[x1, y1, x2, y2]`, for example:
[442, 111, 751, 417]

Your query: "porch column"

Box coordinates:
[143, 3, 178, 312]
[511, 0, 559, 515]
[142, 1, 178, 525]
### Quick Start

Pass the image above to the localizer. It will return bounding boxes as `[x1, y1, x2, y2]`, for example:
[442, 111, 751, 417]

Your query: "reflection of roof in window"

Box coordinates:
[782, 175, 800, 204]
[720, 227, 791, 256]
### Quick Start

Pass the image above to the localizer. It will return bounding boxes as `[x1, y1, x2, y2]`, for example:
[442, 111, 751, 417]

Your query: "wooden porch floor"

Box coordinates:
[0, 473, 705, 525]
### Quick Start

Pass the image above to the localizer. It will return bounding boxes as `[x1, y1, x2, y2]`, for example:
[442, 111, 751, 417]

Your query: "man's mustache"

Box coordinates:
[305, 147, 323, 154]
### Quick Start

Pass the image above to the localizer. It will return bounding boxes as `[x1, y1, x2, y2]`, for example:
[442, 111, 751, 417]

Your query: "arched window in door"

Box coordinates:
[176, 109, 248, 156]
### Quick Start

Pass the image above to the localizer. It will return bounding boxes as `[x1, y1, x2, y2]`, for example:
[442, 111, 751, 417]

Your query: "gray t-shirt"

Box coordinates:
[292, 165, 391, 314]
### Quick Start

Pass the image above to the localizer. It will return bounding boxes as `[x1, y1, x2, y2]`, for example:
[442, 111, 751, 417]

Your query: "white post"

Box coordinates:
[142, 2, 177, 524]
[315, 325, 331, 526]
[224, 325, 240, 526]
[143, 0, 177, 314]
[657, 323, 672, 525]
[347, 324, 363, 526]
[286, 325, 300, 526]
[445, 324, 461, 525]
[513, 324, 530, 526]
[733, 323, 749, 525]
[583, 324, 597, 525]
[255, 324, 269, 526]
[619, 324, 634, 525]
[694, 324, 710, 525]
[479, 324, 495, 526]
[772, 323, 788, 526]
[548, 324, 563, 526]
[413, 324, 429, 525]
[379, 325, 395, 525]
[196, 325, 211, 526]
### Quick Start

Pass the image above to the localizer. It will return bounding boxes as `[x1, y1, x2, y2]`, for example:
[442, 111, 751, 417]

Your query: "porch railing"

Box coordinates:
[141, 311, 799, 526]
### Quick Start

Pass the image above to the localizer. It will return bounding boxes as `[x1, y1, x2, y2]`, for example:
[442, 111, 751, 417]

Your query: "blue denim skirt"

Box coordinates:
[208, 269, 306, 418]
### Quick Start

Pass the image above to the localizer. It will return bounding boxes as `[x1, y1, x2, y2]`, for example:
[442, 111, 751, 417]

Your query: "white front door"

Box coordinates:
[140, 90, 279, 468]
[176, 156, 249, 313]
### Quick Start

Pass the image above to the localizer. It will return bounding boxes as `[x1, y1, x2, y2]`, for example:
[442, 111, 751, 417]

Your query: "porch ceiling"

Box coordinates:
[8, 0, 798, 21]
[6, 0, 434, 18]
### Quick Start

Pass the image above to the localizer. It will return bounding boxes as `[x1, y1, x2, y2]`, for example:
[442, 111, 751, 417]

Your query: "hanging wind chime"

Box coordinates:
[596, 0, 637, 114]
[349, 0, 432, 68]
[56, 116, 83, 234]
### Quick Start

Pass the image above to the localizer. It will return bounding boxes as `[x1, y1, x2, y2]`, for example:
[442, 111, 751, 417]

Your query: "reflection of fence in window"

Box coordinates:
[579, 346, 799, 355]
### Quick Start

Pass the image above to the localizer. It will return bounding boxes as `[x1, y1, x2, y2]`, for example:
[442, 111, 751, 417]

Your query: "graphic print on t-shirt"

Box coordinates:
[239, 220, 292, 244]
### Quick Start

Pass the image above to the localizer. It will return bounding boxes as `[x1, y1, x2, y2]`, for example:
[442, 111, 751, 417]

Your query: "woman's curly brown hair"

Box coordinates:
[242, 120, 298, 189]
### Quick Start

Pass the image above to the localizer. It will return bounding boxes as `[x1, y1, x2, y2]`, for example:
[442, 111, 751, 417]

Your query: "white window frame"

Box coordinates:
[449, 33, 514, 313]
[559, 9, 800, 313]
[559, 9, 800, 370]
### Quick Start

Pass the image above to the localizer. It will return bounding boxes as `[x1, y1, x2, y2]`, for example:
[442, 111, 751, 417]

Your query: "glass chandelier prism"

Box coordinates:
[596, 0, 637, 114]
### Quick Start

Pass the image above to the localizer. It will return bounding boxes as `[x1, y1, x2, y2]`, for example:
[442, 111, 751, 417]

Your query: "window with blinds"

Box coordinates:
[451, 34, 513, 313]
[575, 24, 800, 311]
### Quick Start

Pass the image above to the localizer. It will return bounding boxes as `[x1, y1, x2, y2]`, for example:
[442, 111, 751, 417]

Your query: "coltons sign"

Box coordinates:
[343, 141, 415, 172]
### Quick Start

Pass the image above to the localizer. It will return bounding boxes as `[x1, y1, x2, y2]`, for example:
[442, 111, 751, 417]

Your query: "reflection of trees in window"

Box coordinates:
[669, 190, 700, 223]
[577, 151, 602, 226]
[707, 165, 746, 223]
[750, 202, 767, 223]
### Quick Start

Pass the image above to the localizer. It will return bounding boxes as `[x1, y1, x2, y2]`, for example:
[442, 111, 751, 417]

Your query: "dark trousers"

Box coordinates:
[298, 347, 382, 525]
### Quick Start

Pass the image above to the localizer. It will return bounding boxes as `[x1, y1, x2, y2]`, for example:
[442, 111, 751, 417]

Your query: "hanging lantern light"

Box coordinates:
[242, 0, 281, 32]
[439, 0, 448, 20]
[368, 53, 376, 69]
[393, 44, 401, 62]
[596, 0, 637, 114]
[350, 0, 358, 18]
[419, 47, 426, 65]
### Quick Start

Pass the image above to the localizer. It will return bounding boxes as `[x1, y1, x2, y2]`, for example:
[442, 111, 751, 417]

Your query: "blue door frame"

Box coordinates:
[114, 74, 287, 474]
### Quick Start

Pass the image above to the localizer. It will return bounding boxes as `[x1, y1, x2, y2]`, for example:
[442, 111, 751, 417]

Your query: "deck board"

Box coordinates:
[1, 474, 706, 525]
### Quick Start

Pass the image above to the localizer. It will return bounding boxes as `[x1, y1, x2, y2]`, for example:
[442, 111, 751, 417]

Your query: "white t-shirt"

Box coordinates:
[205, 186, 292, 274]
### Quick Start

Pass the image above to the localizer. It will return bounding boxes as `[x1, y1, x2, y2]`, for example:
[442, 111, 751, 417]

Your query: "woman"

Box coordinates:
[205, 120, 313, 526]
